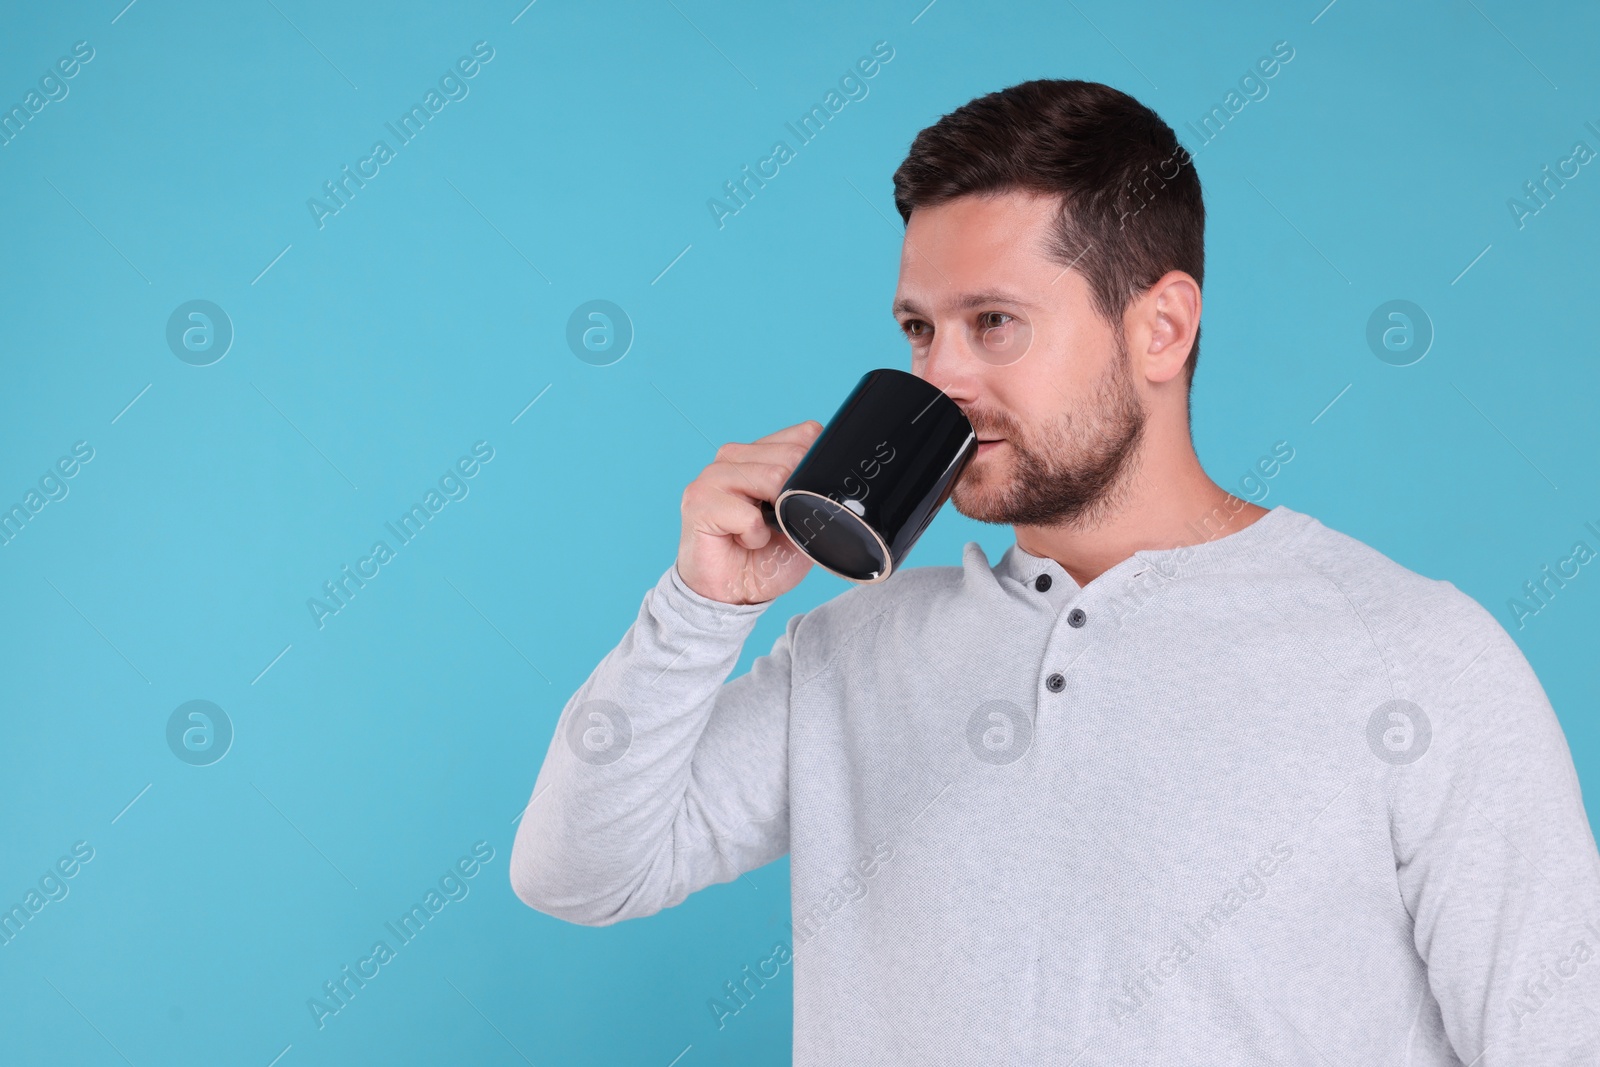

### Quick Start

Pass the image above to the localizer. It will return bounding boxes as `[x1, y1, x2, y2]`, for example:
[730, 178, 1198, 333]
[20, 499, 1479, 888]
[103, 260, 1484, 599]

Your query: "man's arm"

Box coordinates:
[1392, 594, 1600, 1064]
[508, 561, 800, 926]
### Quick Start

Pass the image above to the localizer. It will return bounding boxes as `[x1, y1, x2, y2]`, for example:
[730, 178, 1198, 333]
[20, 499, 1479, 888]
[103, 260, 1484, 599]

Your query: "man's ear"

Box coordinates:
[1128, 270, 1200, 385]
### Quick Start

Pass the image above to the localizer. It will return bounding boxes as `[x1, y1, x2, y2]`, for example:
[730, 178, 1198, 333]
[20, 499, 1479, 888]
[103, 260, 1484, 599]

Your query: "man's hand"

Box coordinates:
[676, 419, 822, 605]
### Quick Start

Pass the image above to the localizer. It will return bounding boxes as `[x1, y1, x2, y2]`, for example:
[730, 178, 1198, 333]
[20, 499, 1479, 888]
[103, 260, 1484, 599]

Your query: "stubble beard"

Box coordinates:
[951, 340, 1147, 529]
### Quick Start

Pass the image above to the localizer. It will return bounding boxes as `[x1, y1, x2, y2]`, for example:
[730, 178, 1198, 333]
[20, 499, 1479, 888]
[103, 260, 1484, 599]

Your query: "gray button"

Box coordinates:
[1067, 608, 1087, 628]
[1034, 574, 1052, 592]
[1045, 672, 1065, 693]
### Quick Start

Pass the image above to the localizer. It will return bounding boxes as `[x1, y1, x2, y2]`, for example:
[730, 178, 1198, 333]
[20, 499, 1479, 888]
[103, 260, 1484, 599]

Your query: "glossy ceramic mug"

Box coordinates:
[759, 367, 977, 583]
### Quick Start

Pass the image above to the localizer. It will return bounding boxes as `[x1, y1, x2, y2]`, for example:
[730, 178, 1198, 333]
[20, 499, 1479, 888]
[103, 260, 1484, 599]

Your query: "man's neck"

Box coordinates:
[1013, 441, 1270, 588]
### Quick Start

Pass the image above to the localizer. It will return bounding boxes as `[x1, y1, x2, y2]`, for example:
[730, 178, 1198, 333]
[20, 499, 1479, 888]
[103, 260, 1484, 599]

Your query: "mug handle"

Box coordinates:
[758, 499, 783, 533]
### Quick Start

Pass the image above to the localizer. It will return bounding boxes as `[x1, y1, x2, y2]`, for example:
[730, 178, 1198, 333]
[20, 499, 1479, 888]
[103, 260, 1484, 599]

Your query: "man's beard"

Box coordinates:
[950, 340, 1146, 528]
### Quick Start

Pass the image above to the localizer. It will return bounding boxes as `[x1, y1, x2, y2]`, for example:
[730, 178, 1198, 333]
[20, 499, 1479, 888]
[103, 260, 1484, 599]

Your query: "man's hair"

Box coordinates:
[891, 79, 1206, 401]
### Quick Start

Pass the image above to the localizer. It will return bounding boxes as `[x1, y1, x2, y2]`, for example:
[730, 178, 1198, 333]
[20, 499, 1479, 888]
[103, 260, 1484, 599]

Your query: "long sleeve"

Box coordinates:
[1391, 595, 1600, 1064]
[509, 561, 801, 926]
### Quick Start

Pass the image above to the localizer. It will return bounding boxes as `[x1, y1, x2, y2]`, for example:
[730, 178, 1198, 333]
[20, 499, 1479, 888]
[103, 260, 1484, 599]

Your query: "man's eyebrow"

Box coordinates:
[891, 290, 1036, 317]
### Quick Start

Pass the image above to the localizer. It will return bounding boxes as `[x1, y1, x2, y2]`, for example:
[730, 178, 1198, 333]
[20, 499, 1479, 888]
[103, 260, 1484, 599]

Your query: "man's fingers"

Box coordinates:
[704, 460, 793, 504]
[693, 484, 777, 547]
[751, 419, 823, 447]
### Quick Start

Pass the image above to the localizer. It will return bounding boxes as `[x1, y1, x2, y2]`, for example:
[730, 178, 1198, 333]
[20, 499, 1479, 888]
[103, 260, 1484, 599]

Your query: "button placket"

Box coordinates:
[1043, 596, 1091, 697]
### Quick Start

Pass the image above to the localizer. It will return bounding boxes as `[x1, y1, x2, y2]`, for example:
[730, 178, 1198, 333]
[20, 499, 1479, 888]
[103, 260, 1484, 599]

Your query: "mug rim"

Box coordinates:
[773, 487, 895, 585]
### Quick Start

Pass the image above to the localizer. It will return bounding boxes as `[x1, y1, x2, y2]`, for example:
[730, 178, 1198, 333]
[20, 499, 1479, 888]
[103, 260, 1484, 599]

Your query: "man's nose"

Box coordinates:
[918, 327, 981, 402]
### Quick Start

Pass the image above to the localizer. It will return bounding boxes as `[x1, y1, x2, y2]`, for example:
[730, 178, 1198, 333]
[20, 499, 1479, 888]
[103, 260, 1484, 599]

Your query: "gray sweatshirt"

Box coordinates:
[510, 504, 1600, 1065]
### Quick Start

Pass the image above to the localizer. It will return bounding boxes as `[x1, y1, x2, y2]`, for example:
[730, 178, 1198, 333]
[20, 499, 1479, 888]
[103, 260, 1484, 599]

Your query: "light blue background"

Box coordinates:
[2, 1, 1596, 1064]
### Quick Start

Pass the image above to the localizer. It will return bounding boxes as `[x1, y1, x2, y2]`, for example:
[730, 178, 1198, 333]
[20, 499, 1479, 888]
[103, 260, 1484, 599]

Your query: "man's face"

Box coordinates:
[893, 189, 1146, 527]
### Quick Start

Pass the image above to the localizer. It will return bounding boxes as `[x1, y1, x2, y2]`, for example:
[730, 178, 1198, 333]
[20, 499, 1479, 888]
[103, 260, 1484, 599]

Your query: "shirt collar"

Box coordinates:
[996, 540, 1081, 592]
[989, 504, 1300, 590]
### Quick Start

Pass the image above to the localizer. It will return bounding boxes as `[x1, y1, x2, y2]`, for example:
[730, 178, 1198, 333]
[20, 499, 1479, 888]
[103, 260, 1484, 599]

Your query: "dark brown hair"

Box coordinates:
[892, 79, 1205, 398]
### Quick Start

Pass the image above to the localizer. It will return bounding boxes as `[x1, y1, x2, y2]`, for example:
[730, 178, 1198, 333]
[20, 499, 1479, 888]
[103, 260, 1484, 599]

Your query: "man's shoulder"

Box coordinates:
[799, 551, 968, 628]
[783, 549, 976, 680]
[1274, 508, 1508, 668]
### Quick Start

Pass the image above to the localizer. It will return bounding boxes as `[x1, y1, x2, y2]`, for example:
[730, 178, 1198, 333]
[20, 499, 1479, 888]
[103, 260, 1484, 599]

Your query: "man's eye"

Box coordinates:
[978, 312, 1012, 330]
[901, 320, 930, 340]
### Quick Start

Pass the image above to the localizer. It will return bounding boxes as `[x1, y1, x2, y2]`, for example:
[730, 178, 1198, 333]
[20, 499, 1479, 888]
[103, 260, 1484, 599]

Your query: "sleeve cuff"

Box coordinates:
[654, 561, 773, 633]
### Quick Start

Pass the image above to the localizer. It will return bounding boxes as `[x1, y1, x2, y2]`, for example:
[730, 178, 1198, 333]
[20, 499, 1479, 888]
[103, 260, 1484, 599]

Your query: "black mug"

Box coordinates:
[759, 368, 977, 584]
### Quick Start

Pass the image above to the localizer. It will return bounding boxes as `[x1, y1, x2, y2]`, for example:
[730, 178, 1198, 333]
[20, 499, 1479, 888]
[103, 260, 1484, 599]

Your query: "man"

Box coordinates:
[511, 79, 1600, 1064]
